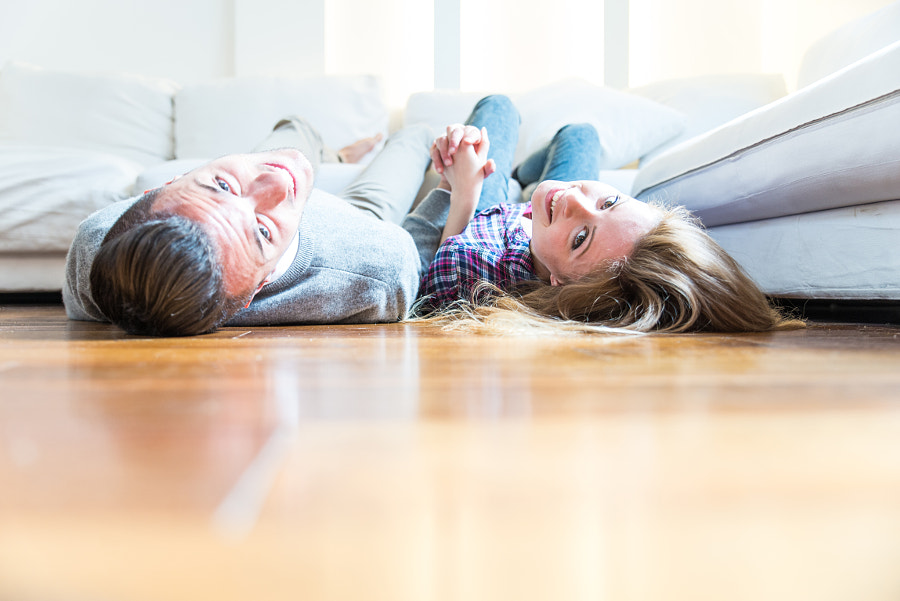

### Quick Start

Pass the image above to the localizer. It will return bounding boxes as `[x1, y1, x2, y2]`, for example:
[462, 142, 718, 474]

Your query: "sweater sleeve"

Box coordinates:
[400, 188, 451, 276]
[62, 198, 136, 322]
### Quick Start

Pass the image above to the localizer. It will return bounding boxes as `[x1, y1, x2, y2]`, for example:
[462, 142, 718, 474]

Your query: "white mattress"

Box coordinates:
[634, 40, 900, 227]
[710, 199, 900, 300]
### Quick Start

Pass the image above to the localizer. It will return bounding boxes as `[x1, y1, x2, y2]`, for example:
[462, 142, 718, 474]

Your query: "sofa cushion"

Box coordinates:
[0, 145, 142, 252]
[174, 75, 389, 161]
[404, 90, 484, 139]
[0, 62, 177, 166]
[404, 78, 686, 170]
[633, 40, 900, 227]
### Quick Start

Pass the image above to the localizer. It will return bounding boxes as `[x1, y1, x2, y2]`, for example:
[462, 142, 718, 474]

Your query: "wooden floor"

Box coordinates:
[1, 303, 899, 601]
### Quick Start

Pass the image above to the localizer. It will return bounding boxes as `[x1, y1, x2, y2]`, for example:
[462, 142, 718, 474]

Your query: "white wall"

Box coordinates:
[759, 0, 897, 89]
[0, 0, 235, 83]
[458, 0, 607, 93]
[0, 0, 895, 104]
[324, 0, 434, 109]
[234, 0, 324, 78]
[628, 0, 896, 89]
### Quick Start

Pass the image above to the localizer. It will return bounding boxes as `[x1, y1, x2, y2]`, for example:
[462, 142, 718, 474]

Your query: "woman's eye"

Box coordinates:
[572, 228, 588, 250]
[258, 223, 271, 241]
[601, 195, 619, 210]
[215, 178, 231, 192]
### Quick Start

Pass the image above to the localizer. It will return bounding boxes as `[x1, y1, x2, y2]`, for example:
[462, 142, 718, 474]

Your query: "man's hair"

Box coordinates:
[414, 205, 803, 335]
[89, 189, 250, 336]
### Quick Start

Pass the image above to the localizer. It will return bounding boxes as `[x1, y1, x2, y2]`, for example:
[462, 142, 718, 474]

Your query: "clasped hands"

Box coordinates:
[430, 124, 497, 244]
[430, 124, 496, 192]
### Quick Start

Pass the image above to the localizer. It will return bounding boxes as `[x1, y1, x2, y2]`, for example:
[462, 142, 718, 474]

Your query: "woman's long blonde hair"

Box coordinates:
[416, 205, 802, 335]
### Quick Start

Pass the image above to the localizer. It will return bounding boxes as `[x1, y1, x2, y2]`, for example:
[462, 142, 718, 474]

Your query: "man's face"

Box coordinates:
[152, 149, 314, 296]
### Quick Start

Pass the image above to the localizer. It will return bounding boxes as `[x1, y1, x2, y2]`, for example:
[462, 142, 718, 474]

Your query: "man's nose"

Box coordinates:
[248, 171, 288, 207]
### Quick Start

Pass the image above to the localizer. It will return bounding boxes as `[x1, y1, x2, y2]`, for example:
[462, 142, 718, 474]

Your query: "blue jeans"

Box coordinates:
[462, 95, 521, 213]
[514, 123, 601, 186]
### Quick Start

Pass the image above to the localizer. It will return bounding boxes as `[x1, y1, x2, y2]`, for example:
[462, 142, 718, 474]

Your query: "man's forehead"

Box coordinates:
[155, 187, 264, 294]
[153, 178, 216, 209]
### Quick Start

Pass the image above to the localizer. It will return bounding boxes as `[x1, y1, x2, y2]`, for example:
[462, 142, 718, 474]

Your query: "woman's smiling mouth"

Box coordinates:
[545, 188, 562, 224]
[545, 185, 577, 224]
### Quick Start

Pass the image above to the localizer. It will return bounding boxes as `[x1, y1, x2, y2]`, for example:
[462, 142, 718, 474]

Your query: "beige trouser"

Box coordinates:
[253, 116, 433, 224]
[252, 116, 341, 172]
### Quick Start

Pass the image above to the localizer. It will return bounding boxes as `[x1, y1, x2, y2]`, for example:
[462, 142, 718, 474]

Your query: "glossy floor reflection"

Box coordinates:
[1, 305, 899, 601]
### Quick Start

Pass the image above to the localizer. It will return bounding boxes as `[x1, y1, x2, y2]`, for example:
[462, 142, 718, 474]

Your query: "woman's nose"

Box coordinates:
[563, 191, 588, 218]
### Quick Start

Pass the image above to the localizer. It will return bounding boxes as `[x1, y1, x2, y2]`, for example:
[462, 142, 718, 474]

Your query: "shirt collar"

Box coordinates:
[264, 231, 300, 286]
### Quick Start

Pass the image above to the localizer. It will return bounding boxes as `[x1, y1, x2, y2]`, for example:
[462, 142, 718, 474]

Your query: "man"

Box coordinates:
[63, 118, 433, 336]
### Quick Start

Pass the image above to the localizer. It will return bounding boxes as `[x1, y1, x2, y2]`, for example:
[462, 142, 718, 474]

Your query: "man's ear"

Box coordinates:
[143, 176, 180, 195]
[242, 279, 270, 309]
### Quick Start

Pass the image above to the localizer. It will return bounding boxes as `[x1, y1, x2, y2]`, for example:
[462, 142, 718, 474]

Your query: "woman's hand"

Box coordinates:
[431, 124, 496, 190]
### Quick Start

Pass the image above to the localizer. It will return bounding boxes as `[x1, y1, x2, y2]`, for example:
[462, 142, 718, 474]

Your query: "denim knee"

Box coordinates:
[554, 123, 599, 146]
[474, 94, 521, 125]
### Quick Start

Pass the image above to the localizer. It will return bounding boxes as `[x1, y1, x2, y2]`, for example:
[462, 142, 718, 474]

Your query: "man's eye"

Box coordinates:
[572, 228, 588, 249]
[601, 195, 619, 210]
[215, 178, 231, 192]
[258, 223, 271, 241]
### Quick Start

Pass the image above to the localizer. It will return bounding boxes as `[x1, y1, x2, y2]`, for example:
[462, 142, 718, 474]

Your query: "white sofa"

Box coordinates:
[0, 2, 897, 306]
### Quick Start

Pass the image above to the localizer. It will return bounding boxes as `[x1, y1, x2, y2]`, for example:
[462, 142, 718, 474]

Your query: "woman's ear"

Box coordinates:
[550, 274, 563, 287]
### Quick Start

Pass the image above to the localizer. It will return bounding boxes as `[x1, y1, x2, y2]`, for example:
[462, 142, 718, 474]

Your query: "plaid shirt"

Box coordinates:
[420, 202, 539, 309]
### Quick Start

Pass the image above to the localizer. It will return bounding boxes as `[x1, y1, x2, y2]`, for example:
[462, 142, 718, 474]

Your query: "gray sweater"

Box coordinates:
[400, 188, 451, 276]
[64, 189, 421, 326]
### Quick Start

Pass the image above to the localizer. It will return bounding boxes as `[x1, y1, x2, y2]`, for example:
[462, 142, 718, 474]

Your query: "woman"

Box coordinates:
[401, 95, 799, 334]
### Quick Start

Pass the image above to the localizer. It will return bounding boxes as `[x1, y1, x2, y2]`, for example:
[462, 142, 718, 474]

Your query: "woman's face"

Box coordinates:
[529, 180, 661, 286]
